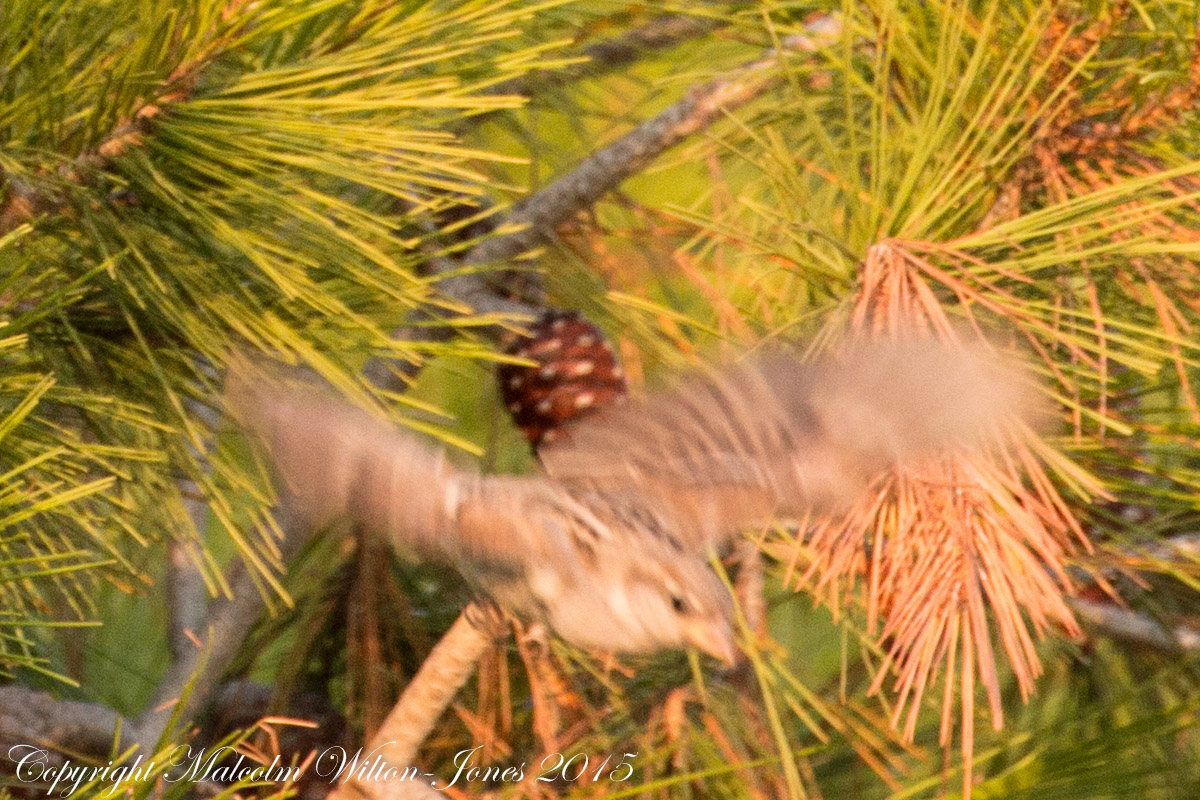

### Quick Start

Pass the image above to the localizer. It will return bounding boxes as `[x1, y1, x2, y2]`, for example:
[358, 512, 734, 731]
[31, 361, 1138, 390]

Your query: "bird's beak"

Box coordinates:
[681, 618, 739, 666]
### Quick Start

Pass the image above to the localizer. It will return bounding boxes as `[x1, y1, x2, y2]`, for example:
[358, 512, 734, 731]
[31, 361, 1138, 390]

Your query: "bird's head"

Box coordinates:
[627, 556, 739, 666]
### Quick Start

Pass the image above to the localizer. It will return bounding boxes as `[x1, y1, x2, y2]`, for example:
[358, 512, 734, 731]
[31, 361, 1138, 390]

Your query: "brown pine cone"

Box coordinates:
[498, 310, 628, 447]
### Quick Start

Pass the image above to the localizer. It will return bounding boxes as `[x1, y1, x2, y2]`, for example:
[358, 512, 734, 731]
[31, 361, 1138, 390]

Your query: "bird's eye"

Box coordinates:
[670, 595, 687, 613]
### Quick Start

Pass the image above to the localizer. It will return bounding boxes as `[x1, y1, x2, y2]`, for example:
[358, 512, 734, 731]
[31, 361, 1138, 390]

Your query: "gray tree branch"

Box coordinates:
[1070, 597, 1200, 653]
[489, 14, 724, 98]
[444, 14, 842, 278]
[0, 686, 133, 756]
[132, 500, 315, 751]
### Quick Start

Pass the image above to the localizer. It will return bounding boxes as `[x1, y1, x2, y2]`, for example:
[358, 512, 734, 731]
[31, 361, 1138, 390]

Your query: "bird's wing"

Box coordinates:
[226, 368, 530, 565]
[539, 338, 1030, 548]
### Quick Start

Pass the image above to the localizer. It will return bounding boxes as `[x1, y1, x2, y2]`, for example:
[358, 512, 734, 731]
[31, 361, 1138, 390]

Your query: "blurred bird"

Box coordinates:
[227, 337, 1027, 665]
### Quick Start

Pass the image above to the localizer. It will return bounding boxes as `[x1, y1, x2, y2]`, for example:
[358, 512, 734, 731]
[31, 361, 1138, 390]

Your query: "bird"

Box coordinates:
[226, 336, 1027, 665]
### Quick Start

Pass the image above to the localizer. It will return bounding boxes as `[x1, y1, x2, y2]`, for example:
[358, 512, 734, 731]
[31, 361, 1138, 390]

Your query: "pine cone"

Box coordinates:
[498, 310, 627, 447]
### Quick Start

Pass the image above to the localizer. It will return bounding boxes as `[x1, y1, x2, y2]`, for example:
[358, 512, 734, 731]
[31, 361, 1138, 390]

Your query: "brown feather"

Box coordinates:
[225, 365, 466, 558]
[540, 338, 1032, 546]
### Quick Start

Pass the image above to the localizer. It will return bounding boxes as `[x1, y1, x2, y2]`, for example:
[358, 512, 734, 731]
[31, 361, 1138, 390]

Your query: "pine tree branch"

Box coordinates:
[489, 14, 724, 98]
[439, 13, 842, 279]
[393, 13, 841, 355]
[0, 92, 165, 237]
[132, 500, 315, 750]
[0, 5, 251, 237]
[1128, 531, 1200, 562]
[572, 15, 725, 75]
[1070, 597, 1200, 653]
[1066, 532, 1200, 653]
[165, 536, 210, 663]
[167, 391, 223, 663]
[327, 600, 508, 800]
[0, 686, 134, 756]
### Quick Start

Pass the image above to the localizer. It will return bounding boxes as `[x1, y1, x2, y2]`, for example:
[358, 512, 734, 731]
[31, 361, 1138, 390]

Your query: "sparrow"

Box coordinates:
[226, 337, 1025, 664]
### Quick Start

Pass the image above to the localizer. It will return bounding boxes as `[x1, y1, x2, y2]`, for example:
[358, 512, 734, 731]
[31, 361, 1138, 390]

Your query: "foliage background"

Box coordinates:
[2, 1, 1200, 799]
